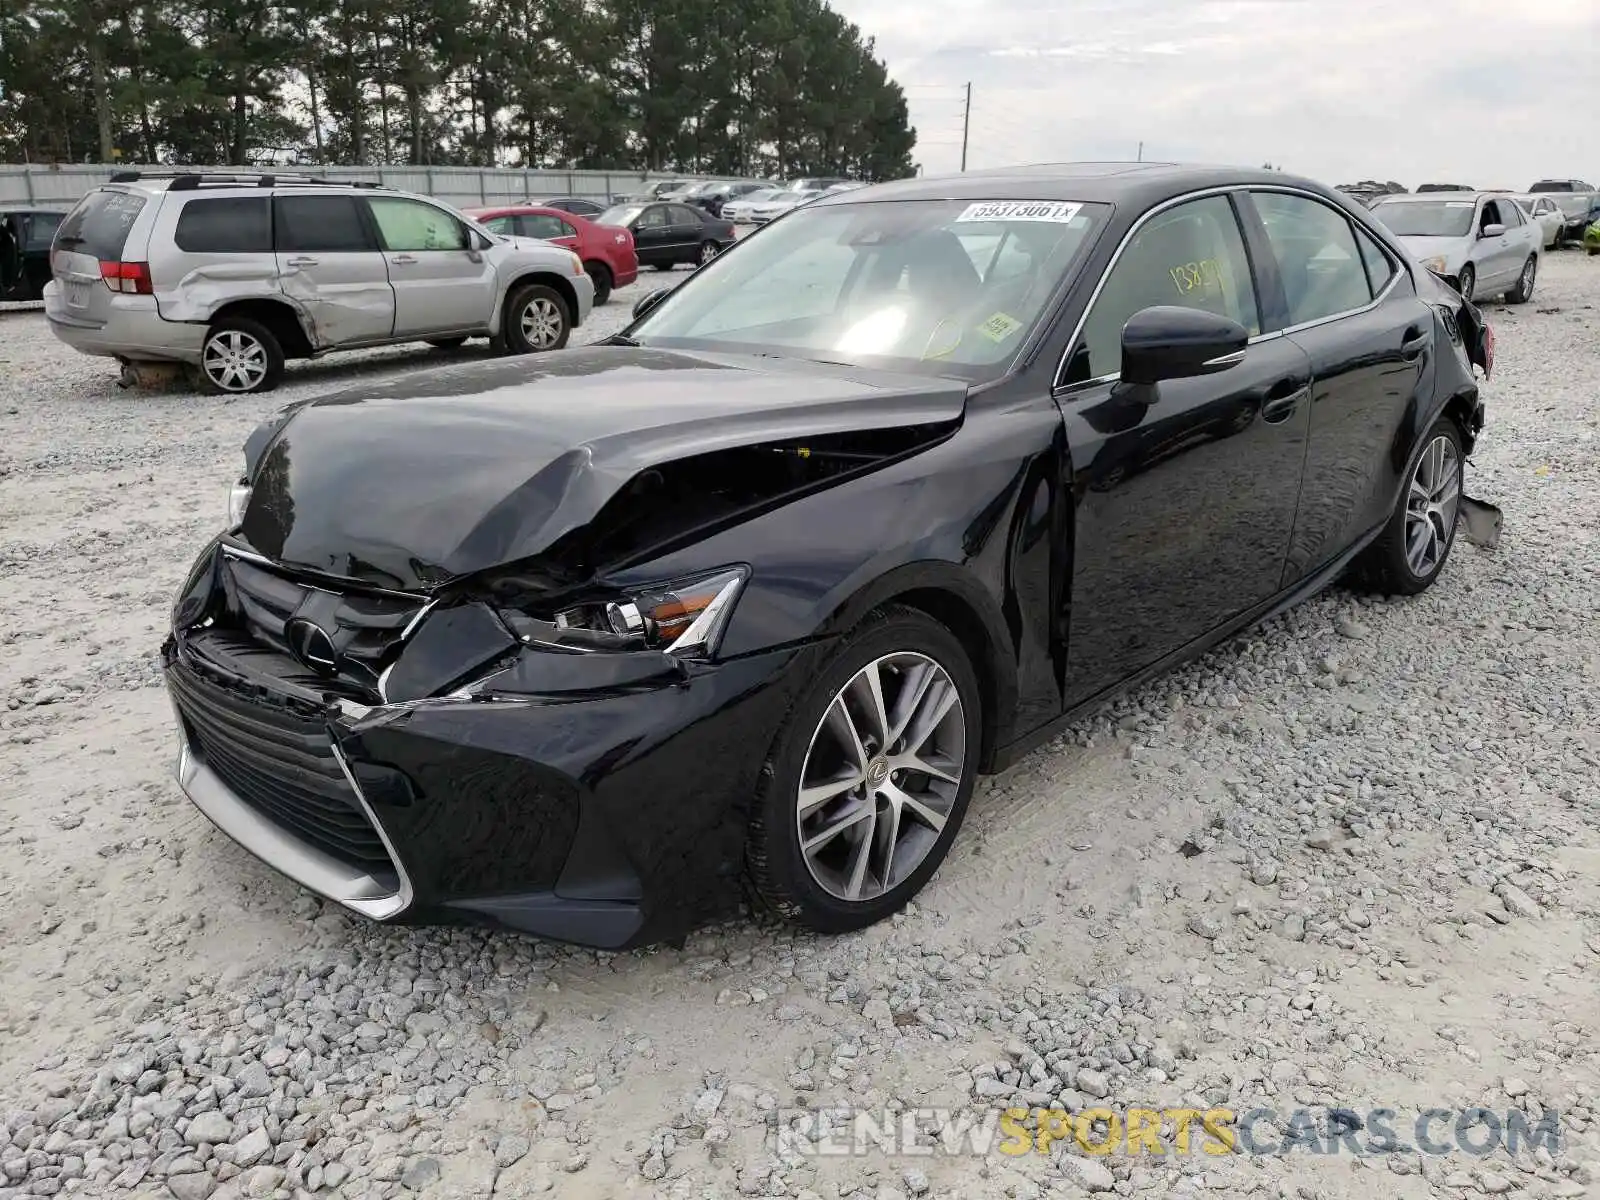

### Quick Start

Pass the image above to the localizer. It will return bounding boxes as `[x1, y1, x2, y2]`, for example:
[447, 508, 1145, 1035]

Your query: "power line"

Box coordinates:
[960, 82, 971, 172]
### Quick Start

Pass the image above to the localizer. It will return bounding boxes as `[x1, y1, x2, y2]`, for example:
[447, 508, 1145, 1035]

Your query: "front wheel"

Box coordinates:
[501, 284, 570, 354]
[1349, 417, 1463, 596]
[1456, 263, 1476, 303]
[1507, 255, 1536, 304]
[197, 317, 284, 395]
[745, 606, 981, 934]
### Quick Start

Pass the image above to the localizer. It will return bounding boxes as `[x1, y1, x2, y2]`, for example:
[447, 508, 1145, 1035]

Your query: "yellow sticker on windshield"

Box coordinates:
[976, 311, 1024, 343]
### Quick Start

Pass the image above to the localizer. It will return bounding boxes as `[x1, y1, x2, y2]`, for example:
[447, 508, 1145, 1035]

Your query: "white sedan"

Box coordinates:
[749, 190, 821, 223]
[1511, 194, 1566, 249]
[722, 188, 784, 223]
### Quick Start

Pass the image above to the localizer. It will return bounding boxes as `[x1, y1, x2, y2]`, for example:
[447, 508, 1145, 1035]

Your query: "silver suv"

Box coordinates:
[43, 172, 594, 394]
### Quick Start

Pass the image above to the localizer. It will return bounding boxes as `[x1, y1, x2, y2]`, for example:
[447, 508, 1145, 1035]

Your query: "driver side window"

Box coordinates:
[1068, 195, 1259, 385]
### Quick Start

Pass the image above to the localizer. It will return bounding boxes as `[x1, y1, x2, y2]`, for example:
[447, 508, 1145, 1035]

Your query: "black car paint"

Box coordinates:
[624, 202, 735, 268]
[1, 208, 65, 301]
[168, 164, 1487, 948]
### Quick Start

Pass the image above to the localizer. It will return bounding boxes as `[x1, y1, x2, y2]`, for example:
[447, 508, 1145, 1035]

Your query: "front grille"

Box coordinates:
[169, 657, 396, 878]
[219, 554, 426, 701]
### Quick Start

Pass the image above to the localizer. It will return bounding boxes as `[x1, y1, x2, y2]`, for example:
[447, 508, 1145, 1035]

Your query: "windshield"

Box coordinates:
[739, 189, 780, 204]
[1528, 181, 1568, 193]
[627, 197, 1106, 382]
[1371, 200, 1475, 237]
[599, 204, 644, 227]
[763, 192, 802, 205]
[1512, 199, 1533, 214]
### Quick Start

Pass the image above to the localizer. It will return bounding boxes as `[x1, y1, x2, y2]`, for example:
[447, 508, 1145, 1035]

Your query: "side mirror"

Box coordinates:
[1481, 223, 1506, 238]
[1119, 306, 1249, 387]
[632, 287, 673, 321]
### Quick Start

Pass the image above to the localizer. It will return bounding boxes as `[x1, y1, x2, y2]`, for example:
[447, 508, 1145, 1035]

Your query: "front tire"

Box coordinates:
[1455, 263, 1476, 303]
[197, 317, 283, 395]
[501, 283, 570, 354]
[1507, 255, 1536, 304]
[1349, 417, 1463, 596]
[746, 606, 981, 934]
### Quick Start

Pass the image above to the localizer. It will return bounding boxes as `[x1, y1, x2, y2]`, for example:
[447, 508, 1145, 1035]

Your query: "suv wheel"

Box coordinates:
[502, 283, 570, 353]
[198, 318, 284, 395]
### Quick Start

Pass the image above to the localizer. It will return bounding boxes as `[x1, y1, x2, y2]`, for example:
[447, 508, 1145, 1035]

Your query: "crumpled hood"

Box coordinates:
[236, 345, 967, 592]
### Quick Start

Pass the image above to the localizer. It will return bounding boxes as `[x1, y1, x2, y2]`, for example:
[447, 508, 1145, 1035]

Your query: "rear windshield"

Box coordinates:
[54, 189, 147, 260]
[1370, 201, 1475, 238]
[1528, 181, 1570, 193]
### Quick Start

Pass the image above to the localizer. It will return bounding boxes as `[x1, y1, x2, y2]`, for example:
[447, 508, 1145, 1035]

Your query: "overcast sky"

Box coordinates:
[829, 0, 1599, 189]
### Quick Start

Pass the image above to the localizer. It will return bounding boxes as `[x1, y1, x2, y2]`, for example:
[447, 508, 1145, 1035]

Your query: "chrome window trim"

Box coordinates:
[1053, 182, 1412, 396]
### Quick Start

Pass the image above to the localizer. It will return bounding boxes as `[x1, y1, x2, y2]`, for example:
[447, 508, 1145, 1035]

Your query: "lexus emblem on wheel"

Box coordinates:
[284, 617, 339, 675]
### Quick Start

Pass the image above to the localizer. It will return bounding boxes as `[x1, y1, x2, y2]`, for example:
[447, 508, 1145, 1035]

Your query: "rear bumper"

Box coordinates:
[43, 282, 205, 362]
[613, 260, 639, 289]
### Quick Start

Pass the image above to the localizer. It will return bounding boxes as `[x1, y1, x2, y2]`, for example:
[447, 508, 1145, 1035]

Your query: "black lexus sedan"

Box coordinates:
[163, 163, 1492, 950]
[596, 200, 736, 270]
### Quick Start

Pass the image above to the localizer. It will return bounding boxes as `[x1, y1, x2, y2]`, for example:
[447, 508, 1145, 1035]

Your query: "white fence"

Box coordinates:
[0, 164, 717, 208]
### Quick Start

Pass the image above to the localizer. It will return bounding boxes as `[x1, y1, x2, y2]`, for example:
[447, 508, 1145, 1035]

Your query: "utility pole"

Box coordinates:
[1137, 141, 1143, 162]
[960, 82, 971, 172]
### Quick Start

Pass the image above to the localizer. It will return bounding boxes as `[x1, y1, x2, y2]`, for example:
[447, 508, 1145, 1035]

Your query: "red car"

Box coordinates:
[463, 205, 637, 304]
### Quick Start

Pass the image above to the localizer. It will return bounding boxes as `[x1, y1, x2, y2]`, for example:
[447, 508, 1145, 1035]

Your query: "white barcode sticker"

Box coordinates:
[955, 200, 1083, 224]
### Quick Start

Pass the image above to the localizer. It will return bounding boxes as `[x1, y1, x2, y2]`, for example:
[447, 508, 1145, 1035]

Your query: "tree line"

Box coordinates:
[0, 0, 918, 180]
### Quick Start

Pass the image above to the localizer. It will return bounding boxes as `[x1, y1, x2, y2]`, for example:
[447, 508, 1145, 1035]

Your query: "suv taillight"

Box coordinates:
[100, 261, 153, 294]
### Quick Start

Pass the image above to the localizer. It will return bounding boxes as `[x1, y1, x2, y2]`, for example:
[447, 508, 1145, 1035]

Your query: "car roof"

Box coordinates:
[1374, 190, 1487, 203]
[461, 204, 587, 220]
[806, 161, 1347, 212]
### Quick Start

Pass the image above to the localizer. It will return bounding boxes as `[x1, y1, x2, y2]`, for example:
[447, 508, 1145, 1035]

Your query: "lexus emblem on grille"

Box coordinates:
[284, 618, 339, 675]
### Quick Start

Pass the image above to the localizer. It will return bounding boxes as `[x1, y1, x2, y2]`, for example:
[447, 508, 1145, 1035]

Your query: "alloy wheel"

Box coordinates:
[795, 652, 966, 902]
[202, 331, 268, 392]
[700, 241, 719, 265]
[1404, 434, 1460, 577]
[519, 297, 565, 349]
[1519, 257, 1535, 297]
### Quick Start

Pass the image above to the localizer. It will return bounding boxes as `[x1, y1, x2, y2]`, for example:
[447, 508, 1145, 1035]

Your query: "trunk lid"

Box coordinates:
[236, 345, 967, 592]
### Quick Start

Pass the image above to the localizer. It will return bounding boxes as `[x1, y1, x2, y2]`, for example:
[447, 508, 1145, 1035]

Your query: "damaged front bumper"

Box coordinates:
[161, 566, 810, 948]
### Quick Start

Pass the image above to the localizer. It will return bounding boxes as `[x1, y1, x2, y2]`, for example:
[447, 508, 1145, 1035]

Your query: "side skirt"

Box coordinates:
[988, 520, 1385, 773]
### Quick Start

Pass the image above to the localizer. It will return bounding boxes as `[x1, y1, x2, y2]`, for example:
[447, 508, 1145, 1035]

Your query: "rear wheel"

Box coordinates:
[698, 240, 720, 266]
[501, 283, 570, 354]
[197, 317, 283, 395]
[586, 262, 613, 305]
[1507, 255, 1536, 304]
[1456, 263, 1476, 303]
[746, 606, 981, 934]
[1349, 417, 1463, 596]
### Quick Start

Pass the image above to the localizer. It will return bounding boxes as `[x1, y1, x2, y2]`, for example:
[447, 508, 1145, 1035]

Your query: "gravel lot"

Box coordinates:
[1, 252, 1598, 1200]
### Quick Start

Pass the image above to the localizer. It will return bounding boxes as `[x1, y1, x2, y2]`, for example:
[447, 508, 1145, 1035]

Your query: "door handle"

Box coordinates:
[1401, 328, 1430, 359]
[284, 256, 318, 267]
[1262, 379, 1310, 424]
[390, 254, 418, 265]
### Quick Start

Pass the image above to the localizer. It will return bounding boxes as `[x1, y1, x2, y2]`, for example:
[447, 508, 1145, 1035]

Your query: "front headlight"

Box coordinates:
[499, 566, 748, 658]
[227, 479, 252, 530]
[1421, 256, 1449, 274]
[569, 251, 584, 276]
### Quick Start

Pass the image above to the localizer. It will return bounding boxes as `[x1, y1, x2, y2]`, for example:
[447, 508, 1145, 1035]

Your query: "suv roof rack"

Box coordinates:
[106, 171, 388, 191]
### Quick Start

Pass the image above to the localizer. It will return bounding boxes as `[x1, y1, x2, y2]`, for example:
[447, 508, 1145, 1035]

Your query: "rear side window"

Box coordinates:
[1353, 225, 1395, 297]
[275, 196, 374, 253]
[174, 197, 271, 253]
[520, 214, 575, 240]
[54, 189, 147, 260]
[1252, 191, 1372, 326]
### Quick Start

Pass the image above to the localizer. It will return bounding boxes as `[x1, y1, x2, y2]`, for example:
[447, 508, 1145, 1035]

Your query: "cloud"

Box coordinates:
[832, 0, 1600, 188]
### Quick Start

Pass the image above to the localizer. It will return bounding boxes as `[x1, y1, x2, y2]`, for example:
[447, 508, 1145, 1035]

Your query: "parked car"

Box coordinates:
[1585, 218, 1600, 256]
[1369, 191, 1540, 303]
[163, 163, 1490, 949]
[462, 205, 636, 304]
[785, 176, 853, 193]
[1526, 179, 1599, 245]
[0, 207, 67, 301]
[722, 188, 785, 223]
[528, 196, 607, 219]
[1416, 183, 1474, 193]
[595, 200, 734, 269]
[1510, 194, 1566, 249]
[43, 172, 591, 394]
[688, 181, 772, 218]
[748, 190, 818, 223]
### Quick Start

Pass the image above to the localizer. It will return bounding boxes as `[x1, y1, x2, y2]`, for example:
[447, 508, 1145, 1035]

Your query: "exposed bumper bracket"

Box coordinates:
[1459, 495, 1503, 551]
